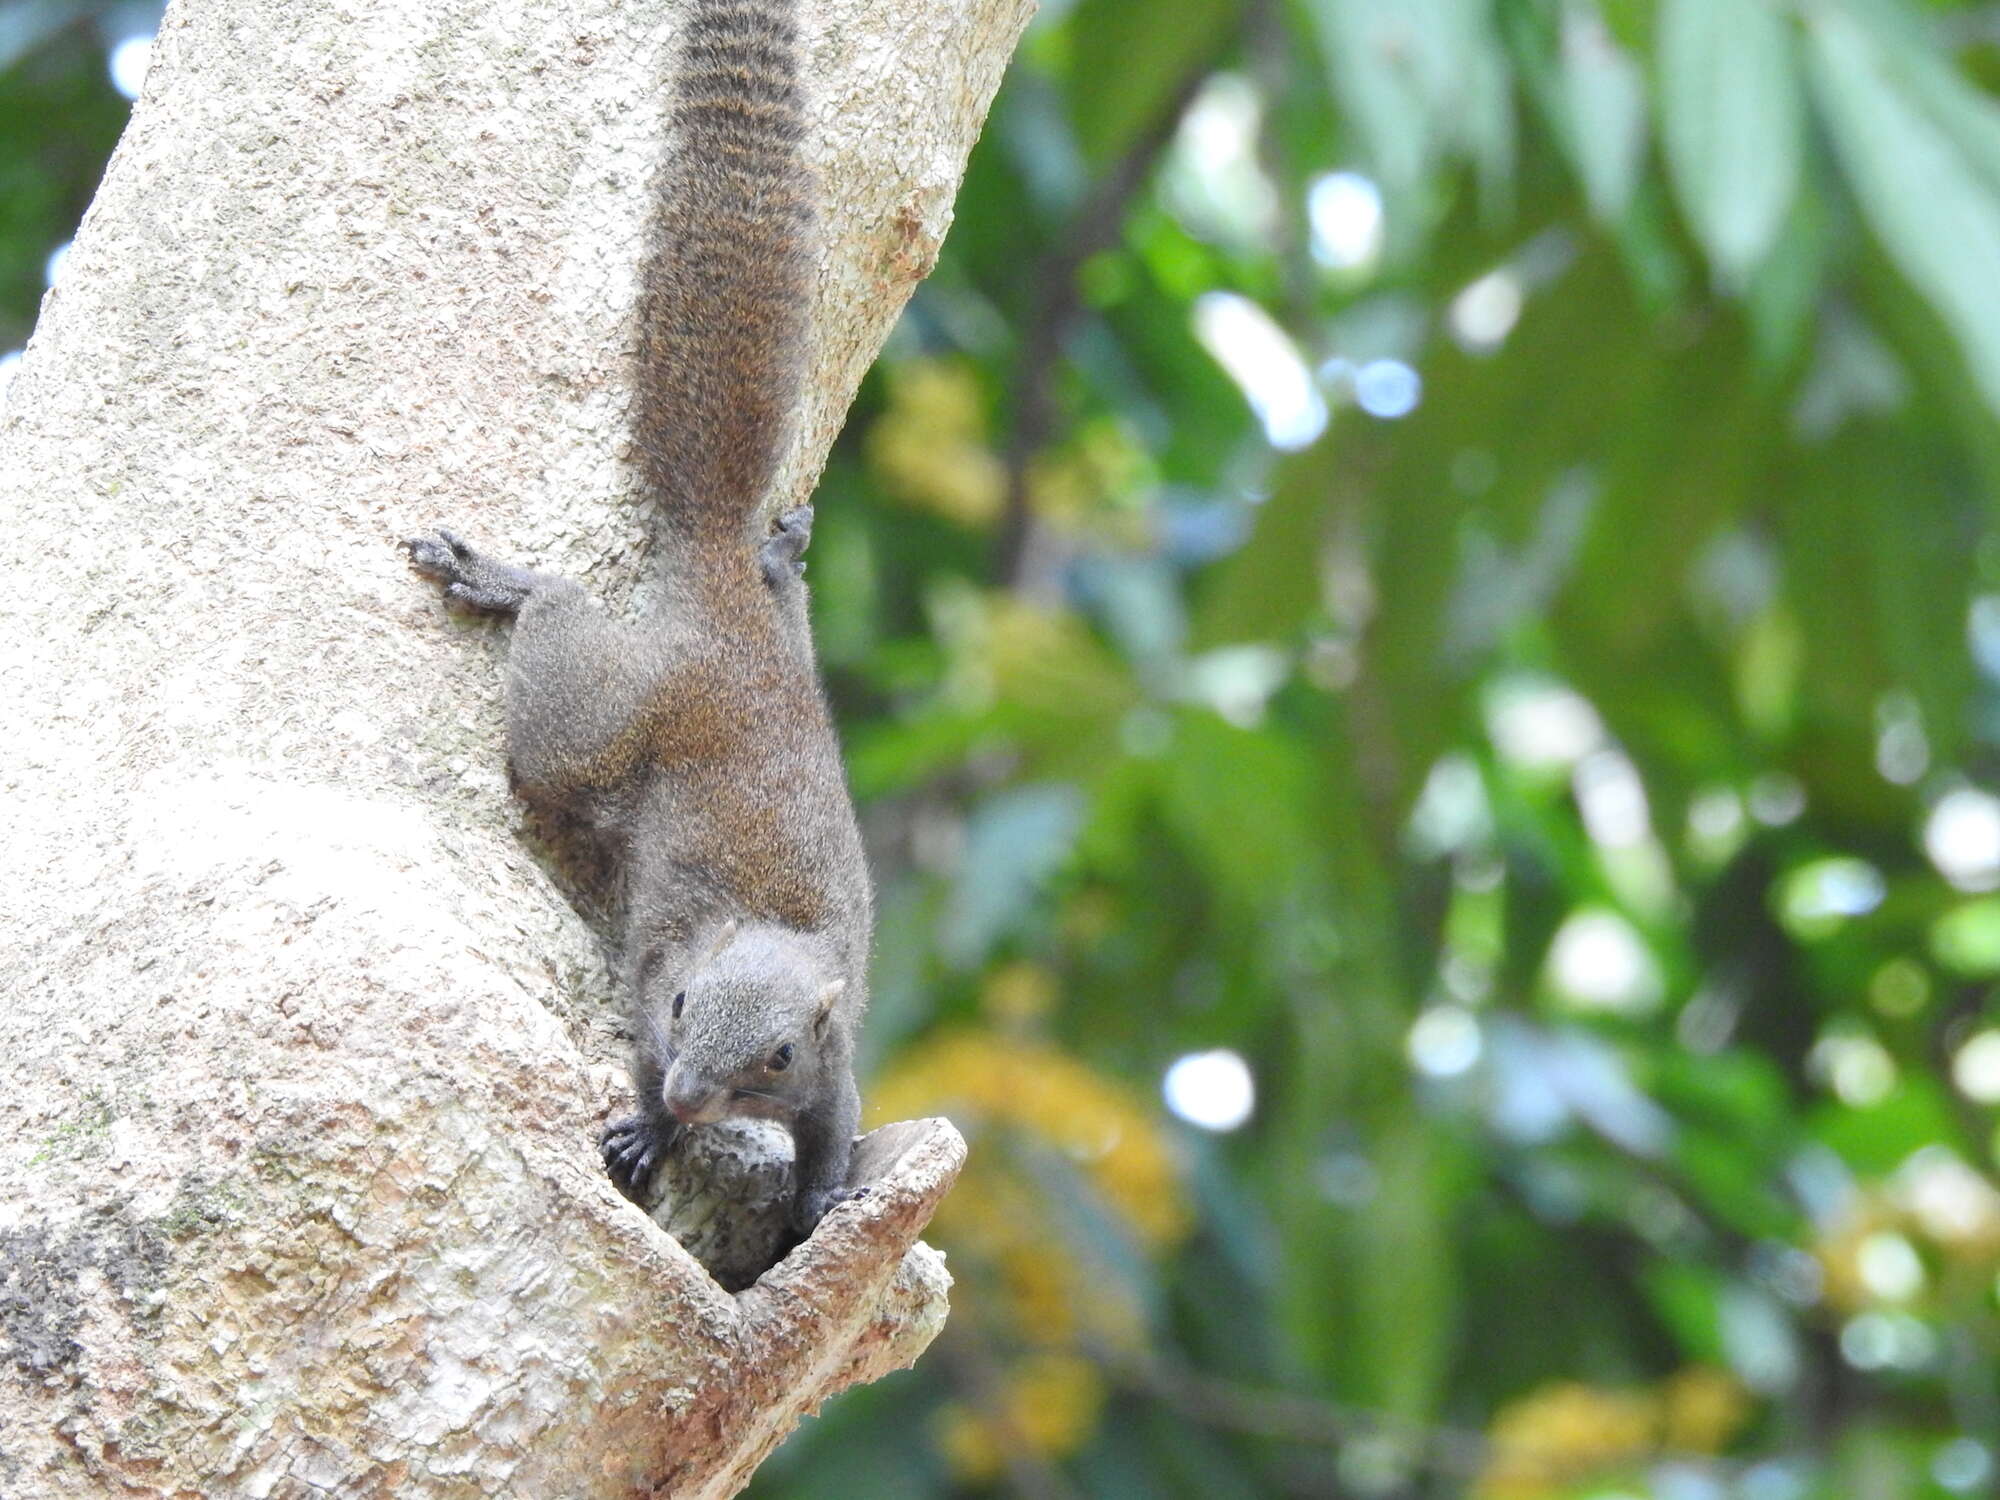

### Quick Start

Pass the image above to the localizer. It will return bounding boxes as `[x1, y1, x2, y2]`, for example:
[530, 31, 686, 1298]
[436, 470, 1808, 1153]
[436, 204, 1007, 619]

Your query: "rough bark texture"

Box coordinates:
[0, 0, 1028, 1494]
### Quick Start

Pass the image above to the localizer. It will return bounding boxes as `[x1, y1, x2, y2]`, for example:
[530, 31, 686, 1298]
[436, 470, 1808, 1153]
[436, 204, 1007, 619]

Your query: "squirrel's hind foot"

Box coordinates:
[405, 528, 540, 614]
[758, 505, 814, 589]
[791, 1181, 869, 1236]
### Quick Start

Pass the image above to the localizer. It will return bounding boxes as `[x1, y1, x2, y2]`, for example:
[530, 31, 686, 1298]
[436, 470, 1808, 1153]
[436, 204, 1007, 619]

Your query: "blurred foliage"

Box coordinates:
[15, 0, 2000, 1496]
[773, 0, 2000, 1493]
[0, 1, 131, 348]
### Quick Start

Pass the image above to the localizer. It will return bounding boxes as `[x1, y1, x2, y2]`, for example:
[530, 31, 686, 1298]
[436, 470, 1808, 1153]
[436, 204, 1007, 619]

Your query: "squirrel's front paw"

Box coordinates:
[791, 1181, 869, 1236]
[758, 505, 814, 588]
[600, 1113, 679, 1203]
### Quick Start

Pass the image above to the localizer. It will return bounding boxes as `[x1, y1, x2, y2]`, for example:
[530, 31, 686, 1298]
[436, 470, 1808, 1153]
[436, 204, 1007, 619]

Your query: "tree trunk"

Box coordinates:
[0, 0, 1027, 1494]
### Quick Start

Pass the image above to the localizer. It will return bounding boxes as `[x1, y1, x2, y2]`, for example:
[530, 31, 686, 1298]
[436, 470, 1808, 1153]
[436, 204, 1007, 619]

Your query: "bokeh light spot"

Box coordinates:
[1810, 1030, 1897, 1106]
[1747, 773, 1806, 826]
[1548, 909, 1662, 1015]
[1449, 268, 1524, 353]
[109, 34, 153, 100]
[1952, 1029, 2000, 1103]
[1925, 787, 2000, 892]
[1854, 1231, 1924, 1302]
[1191, 292, 1326, 450]
[1574, 749, 1650, 849]
[1307, 170, 1383, 271]
[1162, 1049, 1255, 1132]
[1353, 358, 1421, 419]
[1487, 677, 1604, 772]
[1407, 1006, 1482, 1078]
[1936, 1438, 1995, 1493]
[1779, 857, 1885, 938]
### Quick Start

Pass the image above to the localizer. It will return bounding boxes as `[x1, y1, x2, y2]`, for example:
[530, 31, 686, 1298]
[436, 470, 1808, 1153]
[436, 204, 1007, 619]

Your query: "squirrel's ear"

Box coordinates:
[701, 919, 741, 966]
[814, 979, 845, 1033]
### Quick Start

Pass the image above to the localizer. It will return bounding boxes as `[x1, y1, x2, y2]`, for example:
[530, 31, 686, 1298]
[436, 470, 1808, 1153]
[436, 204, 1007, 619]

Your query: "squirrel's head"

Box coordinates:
[653, 919, 845, 1127]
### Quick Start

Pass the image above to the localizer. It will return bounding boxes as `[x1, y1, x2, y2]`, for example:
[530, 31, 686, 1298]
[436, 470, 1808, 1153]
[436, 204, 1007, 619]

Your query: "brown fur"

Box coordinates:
[406, 0, 871, 1236]
[635, 0, 815, 548]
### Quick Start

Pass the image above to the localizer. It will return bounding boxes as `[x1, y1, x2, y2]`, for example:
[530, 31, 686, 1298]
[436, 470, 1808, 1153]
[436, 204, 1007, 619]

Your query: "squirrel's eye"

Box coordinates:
[672, 992, 685, 1019]
[770, 1043, 794, 1071]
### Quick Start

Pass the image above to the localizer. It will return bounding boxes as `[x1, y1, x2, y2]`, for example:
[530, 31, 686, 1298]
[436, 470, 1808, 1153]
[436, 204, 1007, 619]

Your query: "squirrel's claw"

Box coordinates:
[600, 1113, 676, 1202]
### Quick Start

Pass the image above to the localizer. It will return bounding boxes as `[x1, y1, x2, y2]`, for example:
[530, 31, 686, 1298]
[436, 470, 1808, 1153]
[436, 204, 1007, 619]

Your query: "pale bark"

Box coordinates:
[0, 0, 1029, 1494]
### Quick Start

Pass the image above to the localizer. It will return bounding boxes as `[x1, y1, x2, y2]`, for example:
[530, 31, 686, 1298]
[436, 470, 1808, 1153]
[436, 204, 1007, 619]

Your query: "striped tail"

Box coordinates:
[633, 0, 814, 550]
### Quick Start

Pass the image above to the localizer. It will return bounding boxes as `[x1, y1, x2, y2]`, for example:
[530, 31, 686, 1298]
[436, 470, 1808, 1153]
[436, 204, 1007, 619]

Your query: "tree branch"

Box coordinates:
[993, 61, 1219, 591]
[0, 0, 1025, 1493]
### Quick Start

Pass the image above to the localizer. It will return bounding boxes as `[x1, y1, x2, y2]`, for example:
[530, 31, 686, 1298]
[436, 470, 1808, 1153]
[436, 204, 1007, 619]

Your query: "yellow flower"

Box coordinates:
[1476, 1382, 1659, 1500]
[982, 962, 1057, 1026]
[1661, 1367, 1750, 1454]
[1026, 417, 1154, 543]
[1475, 1367, 1755, 1499]
[927, 582, 1134, 722]
[936, 1353, 1106, 1483]
[999, 1244, 1078, 1347]
[866, 359, 1007, 526]
[876, 1027, 1192, 1469]
[874, 1028, 1189, 1250]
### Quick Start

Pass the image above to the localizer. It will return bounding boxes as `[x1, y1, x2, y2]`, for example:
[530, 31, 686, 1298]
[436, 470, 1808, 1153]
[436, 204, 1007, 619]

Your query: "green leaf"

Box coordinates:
[1065, 0, 1233, 167]
[1837, 0, 2000, 199]
[1160, 713, 1316, 914]
[1351, 1116, 1463, 1423]
[1596, 0, 1653, 54]
[1305, 0, 1514, 232]
[1308, 0, 1443, 198]
[1560, 2, 1649, 224]
[1658, 0, 1803, 289]
[1745, 179, 1830, 373]
[1675, 1123, 1799, 1238]
[1642, 1259, 1727, 1363]
[847, 703, 1009, 800]
[938, 783, 1087, 967]
[1646, 1047, 1792, 1138]
[1781, 412, 1979, 791]
[1931, 896, 2000, 976]
[1810, 1078, 1962, 1173]
[1190, 441, 1336, 651]
[1809, 7, 2000, 413]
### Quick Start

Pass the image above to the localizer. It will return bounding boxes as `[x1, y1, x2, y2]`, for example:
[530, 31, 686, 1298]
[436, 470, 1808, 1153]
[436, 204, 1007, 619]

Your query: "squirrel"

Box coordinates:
[405, 0, 871, 1237]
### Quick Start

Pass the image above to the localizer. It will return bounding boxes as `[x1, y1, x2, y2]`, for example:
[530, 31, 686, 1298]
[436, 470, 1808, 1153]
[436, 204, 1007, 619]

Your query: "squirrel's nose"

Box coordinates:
[662, 1065, 711, 1124]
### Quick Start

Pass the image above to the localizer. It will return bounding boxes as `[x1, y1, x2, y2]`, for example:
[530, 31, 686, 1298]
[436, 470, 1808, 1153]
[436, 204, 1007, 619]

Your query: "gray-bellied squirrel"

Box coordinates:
[406, 0, 871, 1236]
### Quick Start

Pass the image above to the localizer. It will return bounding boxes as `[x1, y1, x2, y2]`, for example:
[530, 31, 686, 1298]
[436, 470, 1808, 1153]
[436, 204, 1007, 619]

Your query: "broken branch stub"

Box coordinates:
[607, 1116, 969, 1500]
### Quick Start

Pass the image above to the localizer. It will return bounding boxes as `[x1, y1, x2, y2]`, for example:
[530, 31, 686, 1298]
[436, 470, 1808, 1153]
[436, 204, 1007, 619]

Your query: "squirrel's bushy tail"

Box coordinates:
[634, 0, 813, 549]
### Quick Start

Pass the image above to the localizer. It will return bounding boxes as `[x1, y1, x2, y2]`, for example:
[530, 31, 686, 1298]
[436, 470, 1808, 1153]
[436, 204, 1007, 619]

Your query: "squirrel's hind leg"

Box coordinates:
[757, 504, 813, 588]
[407, 528, 676, 800]
[758, 505, 816, 665]
[501, 587, 678, 800]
